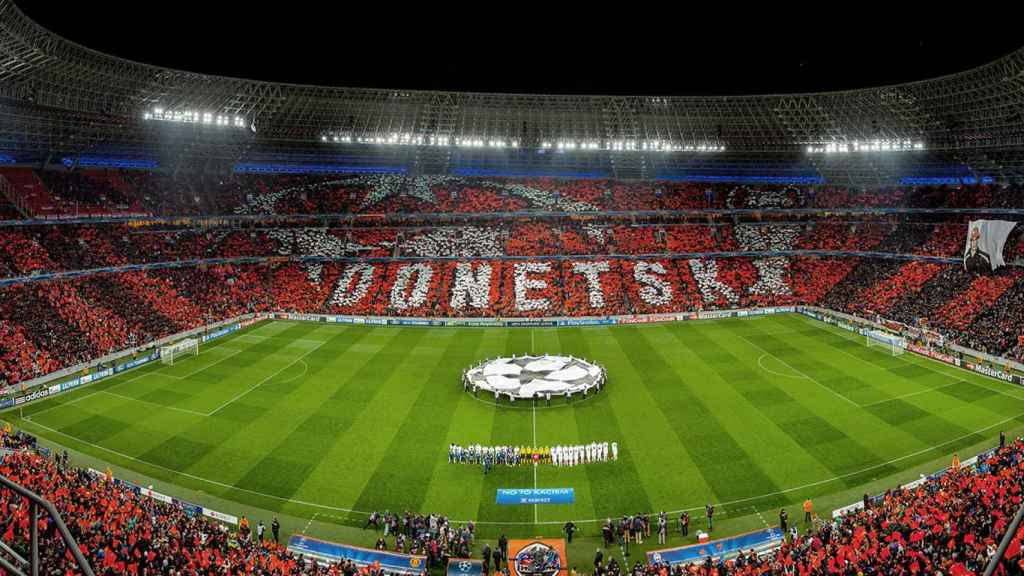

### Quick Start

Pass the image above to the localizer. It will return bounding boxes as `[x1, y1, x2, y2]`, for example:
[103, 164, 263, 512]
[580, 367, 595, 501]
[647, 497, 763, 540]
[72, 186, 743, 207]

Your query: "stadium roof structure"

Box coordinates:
[1, 0, 1023, 185]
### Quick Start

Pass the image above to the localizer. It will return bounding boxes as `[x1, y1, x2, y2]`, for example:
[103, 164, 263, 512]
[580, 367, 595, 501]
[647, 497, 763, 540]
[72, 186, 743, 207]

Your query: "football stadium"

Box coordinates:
[2, 5, 1024, 575]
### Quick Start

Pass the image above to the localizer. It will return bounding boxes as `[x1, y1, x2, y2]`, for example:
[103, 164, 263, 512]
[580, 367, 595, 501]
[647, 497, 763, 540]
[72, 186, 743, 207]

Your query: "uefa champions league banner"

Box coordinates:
[447, 559, 483, 576]
[647, 528, 783, 566]
[964, 220, 1018, 272]
[288, 536, 427, 575]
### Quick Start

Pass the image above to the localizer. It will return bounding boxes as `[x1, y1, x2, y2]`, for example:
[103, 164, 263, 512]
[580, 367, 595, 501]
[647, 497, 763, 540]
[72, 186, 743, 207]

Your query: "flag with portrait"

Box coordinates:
[964, 220, 1017, 273]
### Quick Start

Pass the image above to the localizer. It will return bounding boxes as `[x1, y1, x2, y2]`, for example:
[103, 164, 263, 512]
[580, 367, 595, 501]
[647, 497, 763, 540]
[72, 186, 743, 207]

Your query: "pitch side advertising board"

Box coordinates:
[556, 319, 614, 327]
[449, 319, 504, 327]
[965, 362, 1016, 383]
[505, 320, 558, 327]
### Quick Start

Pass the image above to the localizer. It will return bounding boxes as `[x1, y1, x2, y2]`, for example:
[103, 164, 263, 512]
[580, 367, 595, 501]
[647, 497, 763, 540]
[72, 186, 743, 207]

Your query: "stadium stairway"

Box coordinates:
[0, 167, 60, 218]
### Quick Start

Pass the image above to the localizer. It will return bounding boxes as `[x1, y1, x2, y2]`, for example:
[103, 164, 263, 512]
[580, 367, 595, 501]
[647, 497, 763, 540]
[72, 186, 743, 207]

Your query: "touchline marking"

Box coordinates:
[18, 408, 1024, 526]
[740, 334, 861, 407]
[302, 512, 319, 535]
[752, 506, 771, 529]
[205, 338, 321, 414]
[756, 354, 807, 380]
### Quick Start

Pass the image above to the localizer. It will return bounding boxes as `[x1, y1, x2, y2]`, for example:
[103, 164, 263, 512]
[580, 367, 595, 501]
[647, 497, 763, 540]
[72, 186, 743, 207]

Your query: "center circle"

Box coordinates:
[463, 354, 606, 400]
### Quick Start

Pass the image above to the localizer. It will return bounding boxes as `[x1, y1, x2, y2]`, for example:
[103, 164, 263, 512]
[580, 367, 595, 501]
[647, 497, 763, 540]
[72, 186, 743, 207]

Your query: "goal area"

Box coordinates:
[865, 330, 907, 356]
[160, 338, 199, 365]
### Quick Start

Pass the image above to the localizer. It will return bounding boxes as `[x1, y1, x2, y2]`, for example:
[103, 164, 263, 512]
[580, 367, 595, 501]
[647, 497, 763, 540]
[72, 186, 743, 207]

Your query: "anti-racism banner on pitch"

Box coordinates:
[964, 220, 1018, 272]
[496, 488, 575, 505]
[507, 540, 567, 576]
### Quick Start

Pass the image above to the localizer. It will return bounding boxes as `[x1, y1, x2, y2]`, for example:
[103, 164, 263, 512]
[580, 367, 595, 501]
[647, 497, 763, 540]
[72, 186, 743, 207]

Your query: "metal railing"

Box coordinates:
[0, 471, 94, 576]
[984, 499, 1024, 576]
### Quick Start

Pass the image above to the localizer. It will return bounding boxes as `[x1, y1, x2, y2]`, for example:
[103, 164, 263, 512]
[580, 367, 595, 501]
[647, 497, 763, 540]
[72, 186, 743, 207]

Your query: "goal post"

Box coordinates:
[865, 330, 906, 356]
[160, 338, 199, 365]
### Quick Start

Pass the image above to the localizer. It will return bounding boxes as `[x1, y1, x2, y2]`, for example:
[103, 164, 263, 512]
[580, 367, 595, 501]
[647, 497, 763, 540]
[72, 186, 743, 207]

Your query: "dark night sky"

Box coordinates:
[15, 2, 1023, 96]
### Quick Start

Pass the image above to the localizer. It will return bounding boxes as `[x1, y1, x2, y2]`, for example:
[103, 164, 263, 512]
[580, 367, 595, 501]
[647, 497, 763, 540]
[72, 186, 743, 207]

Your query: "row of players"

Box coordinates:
[552, 442, 618, 466]
[447, 442, 618, 467]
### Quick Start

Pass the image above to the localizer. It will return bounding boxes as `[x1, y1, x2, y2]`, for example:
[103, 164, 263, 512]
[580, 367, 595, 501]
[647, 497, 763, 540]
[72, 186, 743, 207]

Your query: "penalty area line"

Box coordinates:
[206, 342, 324, 416]
[740, 334, 861, 408]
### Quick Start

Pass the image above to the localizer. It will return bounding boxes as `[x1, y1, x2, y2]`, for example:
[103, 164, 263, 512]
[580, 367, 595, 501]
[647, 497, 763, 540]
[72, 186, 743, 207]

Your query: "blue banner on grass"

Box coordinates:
[646, 527, 782, 566]
[288, 536, 427, 574]
[496, 488, 575, 505]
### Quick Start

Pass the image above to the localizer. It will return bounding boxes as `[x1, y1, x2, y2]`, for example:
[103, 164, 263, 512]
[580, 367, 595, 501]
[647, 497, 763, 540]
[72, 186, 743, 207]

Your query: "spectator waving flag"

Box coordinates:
[964, 220, 1018, 273]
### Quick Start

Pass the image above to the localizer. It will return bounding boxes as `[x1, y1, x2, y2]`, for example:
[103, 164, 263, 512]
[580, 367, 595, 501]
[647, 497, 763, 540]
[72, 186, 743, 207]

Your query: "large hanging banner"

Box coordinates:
[964, 220, 1018, 272]
[507, 539, 567, 576]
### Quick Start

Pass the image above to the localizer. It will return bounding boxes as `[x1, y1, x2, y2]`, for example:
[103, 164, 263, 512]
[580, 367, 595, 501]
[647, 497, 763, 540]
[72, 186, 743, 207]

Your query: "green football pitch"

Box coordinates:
[6, 313, 1024, 541]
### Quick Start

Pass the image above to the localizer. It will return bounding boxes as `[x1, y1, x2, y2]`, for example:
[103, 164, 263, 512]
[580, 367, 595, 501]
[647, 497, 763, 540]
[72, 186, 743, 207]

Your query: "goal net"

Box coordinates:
[160, 338, 199, 365]
[865, 330, 906, 356]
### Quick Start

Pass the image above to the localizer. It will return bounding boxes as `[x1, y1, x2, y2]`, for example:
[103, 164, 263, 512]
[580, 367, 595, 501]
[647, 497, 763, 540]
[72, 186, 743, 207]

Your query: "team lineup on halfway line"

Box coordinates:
[447, 442, 620, 470]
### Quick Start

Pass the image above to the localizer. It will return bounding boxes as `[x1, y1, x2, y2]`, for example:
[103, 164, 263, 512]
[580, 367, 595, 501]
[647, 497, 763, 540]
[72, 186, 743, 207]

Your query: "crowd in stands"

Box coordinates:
[0, 220, 985, 274]
[0, 175, 1023, 386]
[645, 437, 1024, 576]
[4, 173, 1024, 573]
[10, 167, 1024, 219]
[6, 244, 1024, 386]
[0, 442, 395, 575]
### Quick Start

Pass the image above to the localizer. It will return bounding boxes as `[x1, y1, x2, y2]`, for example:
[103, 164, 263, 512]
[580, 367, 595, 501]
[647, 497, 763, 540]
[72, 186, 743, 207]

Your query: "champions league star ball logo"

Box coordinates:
[464, 355, 605, 400]
[513, 542, 561, 576]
